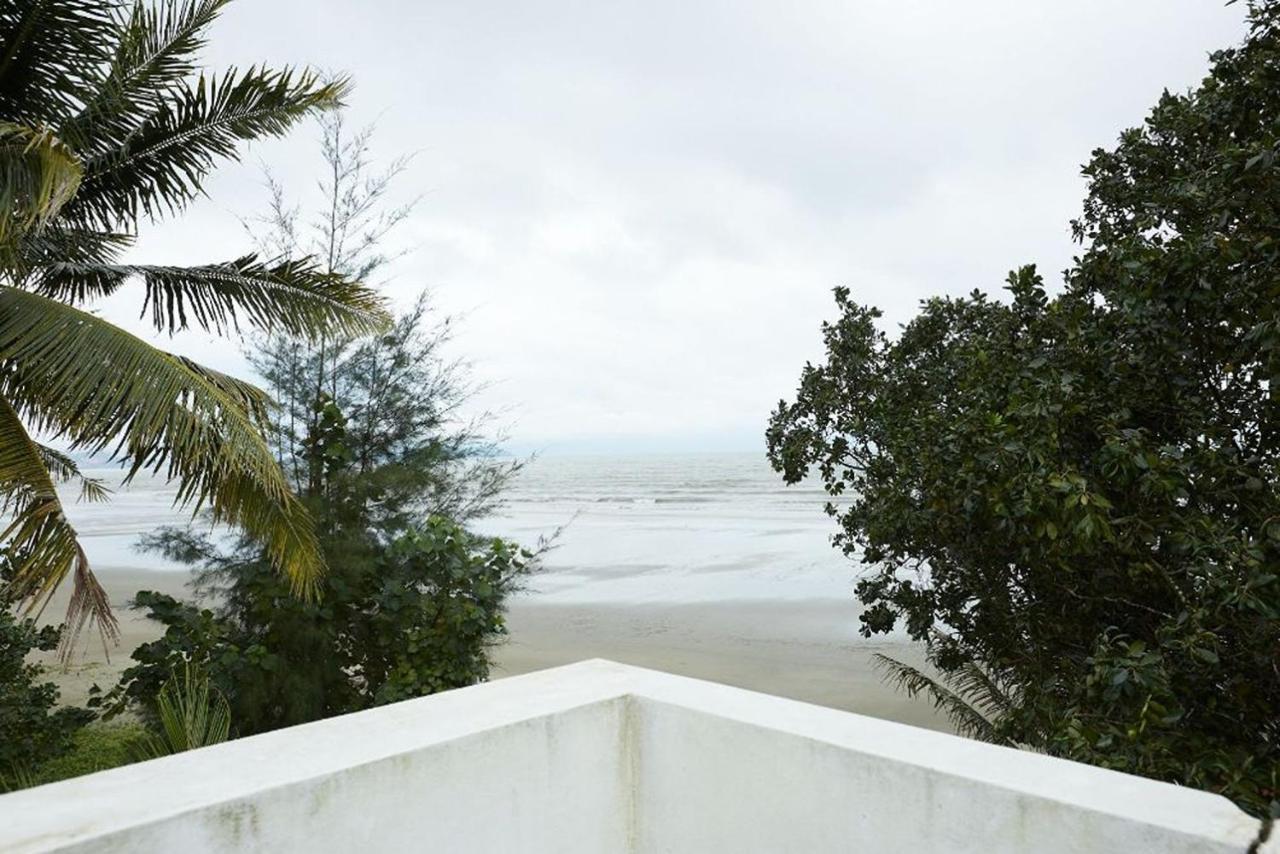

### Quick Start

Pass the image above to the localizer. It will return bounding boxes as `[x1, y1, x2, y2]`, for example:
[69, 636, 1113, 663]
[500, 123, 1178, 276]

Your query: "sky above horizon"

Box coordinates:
[99, 1, 1250, 455]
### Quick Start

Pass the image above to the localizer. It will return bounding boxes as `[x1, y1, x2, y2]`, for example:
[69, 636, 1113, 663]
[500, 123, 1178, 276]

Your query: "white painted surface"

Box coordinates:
[0, 660, 1267, 853]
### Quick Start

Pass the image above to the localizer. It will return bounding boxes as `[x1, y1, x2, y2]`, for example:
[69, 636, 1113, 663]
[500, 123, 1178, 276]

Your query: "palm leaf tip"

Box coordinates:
[260, 493, 325, 599]
[312, 73, 353, 110]
[36, 443, 112, 503]
[872, 653, 1000, 742]
[62, 551, 122, 659]
[0, 395, 119, 656]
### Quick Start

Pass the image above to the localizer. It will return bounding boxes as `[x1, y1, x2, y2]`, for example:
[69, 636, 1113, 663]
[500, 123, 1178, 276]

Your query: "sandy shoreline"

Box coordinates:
[34, 568, 949, 732]
[495, 599, 949, 730]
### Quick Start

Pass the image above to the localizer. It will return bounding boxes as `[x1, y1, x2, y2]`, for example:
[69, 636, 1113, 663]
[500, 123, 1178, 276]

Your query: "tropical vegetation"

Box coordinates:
[104, 114, 533, 735]
[2, 723, 148, 792]
[769, 0, 1280, 817]
[0, 562, 92, 780]
[0, 0, 388, 652]
[129, 663, 230, 759]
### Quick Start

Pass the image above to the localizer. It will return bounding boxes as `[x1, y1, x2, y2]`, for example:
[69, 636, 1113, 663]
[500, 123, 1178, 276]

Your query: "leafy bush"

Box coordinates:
[0, 589, 92, 781]
[26, 723, 148, 787]
[111, 516, 531, 736]
[769, 1, 1280, 817]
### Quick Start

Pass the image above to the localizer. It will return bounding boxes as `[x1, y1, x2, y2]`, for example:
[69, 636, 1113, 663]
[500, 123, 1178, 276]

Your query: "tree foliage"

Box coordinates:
[768, 1, 1280, 816]
[0, 570, 92, 780]
[106, 115, 532, 736]
[0, 0, 389, 650]
[240, 111, 520, 533]
[113, 517, 531, 735]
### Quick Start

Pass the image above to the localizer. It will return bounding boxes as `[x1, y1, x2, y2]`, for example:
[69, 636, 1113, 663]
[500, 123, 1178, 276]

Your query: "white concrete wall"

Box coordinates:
[632, 697, 1263, 854]
[0, 674, 635, 854]
[1, 660, 1271, 853]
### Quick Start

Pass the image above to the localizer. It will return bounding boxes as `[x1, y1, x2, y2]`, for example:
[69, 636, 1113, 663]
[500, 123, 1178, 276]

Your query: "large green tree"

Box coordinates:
[769, 1, 1280, 816]
[0, 0, 388, 649]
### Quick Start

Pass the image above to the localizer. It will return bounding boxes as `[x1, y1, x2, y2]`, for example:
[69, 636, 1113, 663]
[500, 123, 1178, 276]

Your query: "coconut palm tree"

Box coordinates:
[0, 0, 389, 652]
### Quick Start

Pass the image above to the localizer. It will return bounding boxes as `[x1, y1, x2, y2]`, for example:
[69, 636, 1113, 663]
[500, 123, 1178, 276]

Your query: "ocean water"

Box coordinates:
[66, 453, 860, 606]
[62, 468, 208, 572]
[481, 452, 857, 604]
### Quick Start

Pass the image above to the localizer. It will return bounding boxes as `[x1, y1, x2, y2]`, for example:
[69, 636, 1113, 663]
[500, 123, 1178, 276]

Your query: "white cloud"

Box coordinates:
[98, 0, 1249, 453]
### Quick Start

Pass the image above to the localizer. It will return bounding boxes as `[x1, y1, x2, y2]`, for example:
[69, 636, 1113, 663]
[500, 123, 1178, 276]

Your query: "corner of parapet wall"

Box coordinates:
[618, 693, 643, 854]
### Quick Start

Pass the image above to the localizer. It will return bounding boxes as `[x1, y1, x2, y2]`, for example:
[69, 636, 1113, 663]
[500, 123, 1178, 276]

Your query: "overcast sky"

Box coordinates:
[102, 1, 1249, 455]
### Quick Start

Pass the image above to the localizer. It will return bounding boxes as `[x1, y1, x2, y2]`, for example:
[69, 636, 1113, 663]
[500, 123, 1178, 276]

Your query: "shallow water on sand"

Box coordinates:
[60, 469, 209, 571]
[477, 452, 859, 605]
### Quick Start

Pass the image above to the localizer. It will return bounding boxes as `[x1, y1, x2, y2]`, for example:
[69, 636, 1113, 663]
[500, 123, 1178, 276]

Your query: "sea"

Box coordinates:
[66, 453, 860, 607]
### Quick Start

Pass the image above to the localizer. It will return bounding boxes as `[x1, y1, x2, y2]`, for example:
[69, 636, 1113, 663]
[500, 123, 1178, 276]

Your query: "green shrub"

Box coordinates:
[0, 587, 93, 780]
[131, 664, 231, 760]
[31, 723, 148, 786]
[110, 516, 532, 736]
[1, 722, 147, 792]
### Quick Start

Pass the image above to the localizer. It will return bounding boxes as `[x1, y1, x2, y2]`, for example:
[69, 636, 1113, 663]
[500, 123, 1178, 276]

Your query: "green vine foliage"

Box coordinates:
[769, 1, 1280, 817]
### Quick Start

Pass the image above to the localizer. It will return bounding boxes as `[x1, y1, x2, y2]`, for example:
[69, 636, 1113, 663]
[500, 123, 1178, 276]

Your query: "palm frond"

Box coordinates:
[0, 392, 119, 655]
[0, 0, 117, 124]
[872, 653, 1002, 742]
[18, 224, 133, 272]
[132, 662, 231, 759]
[0, 122, 83, 245]
[925, 628, 1018, 720]
[66, 67, 350, 229]
[61, 554, 117, 659]
[62, 0, 233, 156]
[174, 355, 272, 424]
[0, 286, 325, 596]
[35, 442, 111, 503]
[35, 254, 390, 337]
[0, 0, 363, 637]
[945, 658, 1018, 720]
